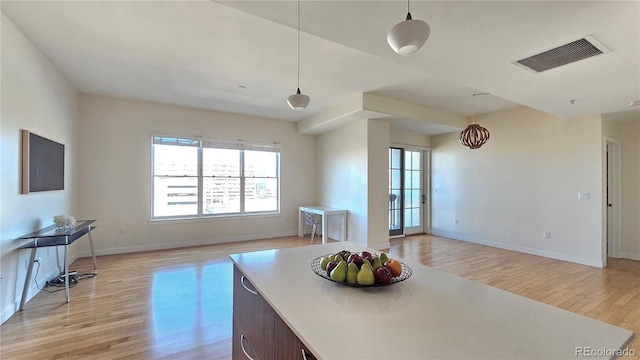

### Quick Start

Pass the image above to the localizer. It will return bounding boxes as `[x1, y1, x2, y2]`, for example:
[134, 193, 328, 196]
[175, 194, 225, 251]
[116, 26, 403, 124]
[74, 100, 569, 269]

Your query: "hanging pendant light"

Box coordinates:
[287, 0, 310, 110]
[459, 93, 490, 149]
[387, 0, 430, 55]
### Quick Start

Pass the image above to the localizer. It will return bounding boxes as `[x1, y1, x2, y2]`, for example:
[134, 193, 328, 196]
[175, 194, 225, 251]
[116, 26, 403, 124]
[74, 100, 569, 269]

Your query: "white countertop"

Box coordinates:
[230, 242, 634, 360]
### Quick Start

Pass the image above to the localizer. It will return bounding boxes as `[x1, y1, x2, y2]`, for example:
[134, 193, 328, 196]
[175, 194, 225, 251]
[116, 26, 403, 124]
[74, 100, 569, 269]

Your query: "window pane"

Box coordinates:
[405, 190, 412, 207]
[153, 177, 198, 217]
[392, 170, 401, 188]
[244, 178, 278, 212]
[404, 208, 411, 228]
[412, 171, 420, 189]
[390, 148, 401, 169]
[203, 177, 240, 214]
[203, 148, 240, 177]
[245, 151, 277, 178]
[412, 208, 421, 227]
[405, 151, 412, 170]
[412, 190, 420, 207]
[390, 209, 401, 231]
[154, 145, 197, 176]
[411, 151, 421, 171]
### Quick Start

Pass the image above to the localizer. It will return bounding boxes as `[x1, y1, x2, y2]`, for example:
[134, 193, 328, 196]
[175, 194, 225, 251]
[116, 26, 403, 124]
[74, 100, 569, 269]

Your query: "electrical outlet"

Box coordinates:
[119, 228, 124, 235]
[454, 219, 459, 225]
[543, 231, 551, 239]
[578, 192, 590, 200]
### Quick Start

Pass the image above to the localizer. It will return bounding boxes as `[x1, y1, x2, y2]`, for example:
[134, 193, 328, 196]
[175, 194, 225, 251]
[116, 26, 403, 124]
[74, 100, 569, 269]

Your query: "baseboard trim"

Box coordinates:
[621, 252, 640, 261]
[2, 262, 65, 325]
[431, 230, 604, 268]
[1, 303, 18, 325]
[76, 231, 298, 258]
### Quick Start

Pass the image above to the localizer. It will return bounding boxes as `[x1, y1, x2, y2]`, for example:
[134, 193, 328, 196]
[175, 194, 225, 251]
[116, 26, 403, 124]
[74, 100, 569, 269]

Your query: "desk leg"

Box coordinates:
[322, 213, 328, 244]
[64, 245, 70, 303]
[19, 248, 37, 311]
[298, 209, 304, 238]
[88, 227, 98, 269]
[341, 213, 347, 242]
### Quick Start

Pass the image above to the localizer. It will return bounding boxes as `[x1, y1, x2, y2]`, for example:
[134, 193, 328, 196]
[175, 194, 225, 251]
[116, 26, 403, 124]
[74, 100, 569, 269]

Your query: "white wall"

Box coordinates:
[316, 119, 390, 249]
[390, 128, 431, 148]
[367, 119, 390, 249]
[1, 14, 79, 323]
[317, 120, 369, 245]
[75, 94, 316, 256]
[431, 106, 605, 267]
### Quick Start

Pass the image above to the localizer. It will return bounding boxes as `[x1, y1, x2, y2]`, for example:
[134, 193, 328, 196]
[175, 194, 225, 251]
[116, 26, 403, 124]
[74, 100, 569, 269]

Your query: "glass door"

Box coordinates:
[389, 147, 427, 237]
[403, 150, 423, 235]
[389, 148, 403, 236]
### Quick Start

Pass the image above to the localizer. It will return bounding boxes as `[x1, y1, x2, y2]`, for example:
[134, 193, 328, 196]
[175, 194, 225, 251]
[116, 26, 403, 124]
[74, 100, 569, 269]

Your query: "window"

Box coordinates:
[152, 136, 279, 219]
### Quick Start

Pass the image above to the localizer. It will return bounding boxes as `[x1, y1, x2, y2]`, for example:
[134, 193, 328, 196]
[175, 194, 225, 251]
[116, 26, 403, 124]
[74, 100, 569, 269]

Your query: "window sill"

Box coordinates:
[149, 212, 281, 225]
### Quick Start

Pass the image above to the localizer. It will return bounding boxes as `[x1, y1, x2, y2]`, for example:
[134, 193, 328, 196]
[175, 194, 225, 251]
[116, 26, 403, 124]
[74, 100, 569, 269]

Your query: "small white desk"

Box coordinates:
[298, 206, 348, 244]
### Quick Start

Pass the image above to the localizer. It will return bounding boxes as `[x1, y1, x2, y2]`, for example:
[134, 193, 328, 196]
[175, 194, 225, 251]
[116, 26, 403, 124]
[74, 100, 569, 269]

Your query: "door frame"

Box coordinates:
[603, 137, 622, 266]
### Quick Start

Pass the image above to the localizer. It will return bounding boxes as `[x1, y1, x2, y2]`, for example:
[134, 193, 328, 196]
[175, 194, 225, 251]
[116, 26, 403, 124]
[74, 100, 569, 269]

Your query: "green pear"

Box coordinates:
[356, 264, 375, 286]
[379, 252, 389, 264]
[320, 256, 332, 270]
[333, 254, 344, 263]
[362, 258, 372, 271]
[372, 256, 382, 270]
[346, 262, 358, 285]
[330, 260, 347, 282]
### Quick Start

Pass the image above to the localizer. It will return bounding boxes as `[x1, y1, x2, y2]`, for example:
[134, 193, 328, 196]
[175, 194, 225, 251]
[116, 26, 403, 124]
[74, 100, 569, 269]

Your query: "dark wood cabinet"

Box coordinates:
[233, 265, 317, 360]
[233, 266, 275, 360]
[274, 315, 317, 360]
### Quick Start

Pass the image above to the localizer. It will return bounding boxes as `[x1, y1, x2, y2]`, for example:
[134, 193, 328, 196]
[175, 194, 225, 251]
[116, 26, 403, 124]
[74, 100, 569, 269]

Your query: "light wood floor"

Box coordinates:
[1, 235, 638, 359]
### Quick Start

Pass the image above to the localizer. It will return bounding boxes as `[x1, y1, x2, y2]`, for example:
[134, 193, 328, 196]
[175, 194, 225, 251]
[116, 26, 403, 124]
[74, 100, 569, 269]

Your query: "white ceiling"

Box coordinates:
[2, 1, 638, 135]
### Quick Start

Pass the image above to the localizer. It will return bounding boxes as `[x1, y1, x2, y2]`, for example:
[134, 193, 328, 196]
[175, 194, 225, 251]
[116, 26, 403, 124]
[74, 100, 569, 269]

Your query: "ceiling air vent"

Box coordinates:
[514, 35, 610, 73]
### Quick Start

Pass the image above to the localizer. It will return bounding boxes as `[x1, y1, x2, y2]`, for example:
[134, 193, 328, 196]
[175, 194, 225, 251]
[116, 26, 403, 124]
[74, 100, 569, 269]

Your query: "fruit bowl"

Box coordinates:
[310, 254, 412, 288]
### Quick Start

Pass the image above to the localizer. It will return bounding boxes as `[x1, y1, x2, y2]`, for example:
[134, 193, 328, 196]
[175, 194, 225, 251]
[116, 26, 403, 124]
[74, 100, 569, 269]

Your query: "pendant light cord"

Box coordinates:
[297, 0, 301, 90]
[472, 94, 476, 124]
[472, 93, 490, 124]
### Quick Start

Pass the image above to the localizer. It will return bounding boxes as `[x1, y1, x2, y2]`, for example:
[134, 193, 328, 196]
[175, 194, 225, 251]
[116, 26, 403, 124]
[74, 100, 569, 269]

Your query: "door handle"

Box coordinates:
[421, 194, 426, 204]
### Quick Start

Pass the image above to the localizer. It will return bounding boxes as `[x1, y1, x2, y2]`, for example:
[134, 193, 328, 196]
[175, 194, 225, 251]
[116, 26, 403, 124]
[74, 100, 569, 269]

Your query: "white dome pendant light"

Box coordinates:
[387, 0, 430, 55]
[287, 0, 310, 110]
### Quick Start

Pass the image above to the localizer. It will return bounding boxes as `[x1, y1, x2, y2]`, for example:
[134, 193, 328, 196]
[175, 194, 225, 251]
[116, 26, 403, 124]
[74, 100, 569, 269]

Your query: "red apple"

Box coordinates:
[326, 261, 338, 276]
[347, 254, 364, 268]
[374, 267, 392, 285]
[360, 251, 373, 262]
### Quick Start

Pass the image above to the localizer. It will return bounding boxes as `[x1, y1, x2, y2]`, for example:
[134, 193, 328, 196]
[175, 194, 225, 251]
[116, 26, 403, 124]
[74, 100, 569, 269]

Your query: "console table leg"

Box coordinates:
[19, 248, 38, 311]
[88, 227, 98, 269]
[64, 246, 70, 303]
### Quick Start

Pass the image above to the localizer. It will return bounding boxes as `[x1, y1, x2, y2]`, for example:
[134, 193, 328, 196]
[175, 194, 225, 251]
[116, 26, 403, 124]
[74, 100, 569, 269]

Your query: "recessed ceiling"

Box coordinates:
[1, 0, 638, 134]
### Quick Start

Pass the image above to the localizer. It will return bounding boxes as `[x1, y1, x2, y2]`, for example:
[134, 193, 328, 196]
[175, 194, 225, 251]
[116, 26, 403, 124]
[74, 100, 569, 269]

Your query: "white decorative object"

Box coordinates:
[53, 214, 76, 229]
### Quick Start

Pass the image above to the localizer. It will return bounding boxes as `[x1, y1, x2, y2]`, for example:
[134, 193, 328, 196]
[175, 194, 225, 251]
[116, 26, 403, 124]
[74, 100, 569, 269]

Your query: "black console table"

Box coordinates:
[18, 220, 98, 310]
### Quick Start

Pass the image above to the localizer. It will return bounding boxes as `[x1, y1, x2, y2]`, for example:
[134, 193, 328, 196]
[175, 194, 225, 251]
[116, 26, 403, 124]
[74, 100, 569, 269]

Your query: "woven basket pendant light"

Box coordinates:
[459, 93, 490, 149]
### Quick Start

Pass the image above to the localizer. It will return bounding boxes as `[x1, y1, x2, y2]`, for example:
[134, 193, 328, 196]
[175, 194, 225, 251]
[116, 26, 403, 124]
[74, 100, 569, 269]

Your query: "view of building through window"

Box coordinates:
[152, 137, 279, 218]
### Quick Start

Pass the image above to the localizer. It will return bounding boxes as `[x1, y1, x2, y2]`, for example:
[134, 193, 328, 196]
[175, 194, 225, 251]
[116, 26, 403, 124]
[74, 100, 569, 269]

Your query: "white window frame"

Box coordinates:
[151, 135, 280, 220]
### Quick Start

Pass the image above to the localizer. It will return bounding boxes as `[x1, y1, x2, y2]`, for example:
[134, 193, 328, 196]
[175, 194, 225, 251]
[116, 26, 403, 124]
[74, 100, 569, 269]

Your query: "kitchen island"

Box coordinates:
[230, 242, 634, 360]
